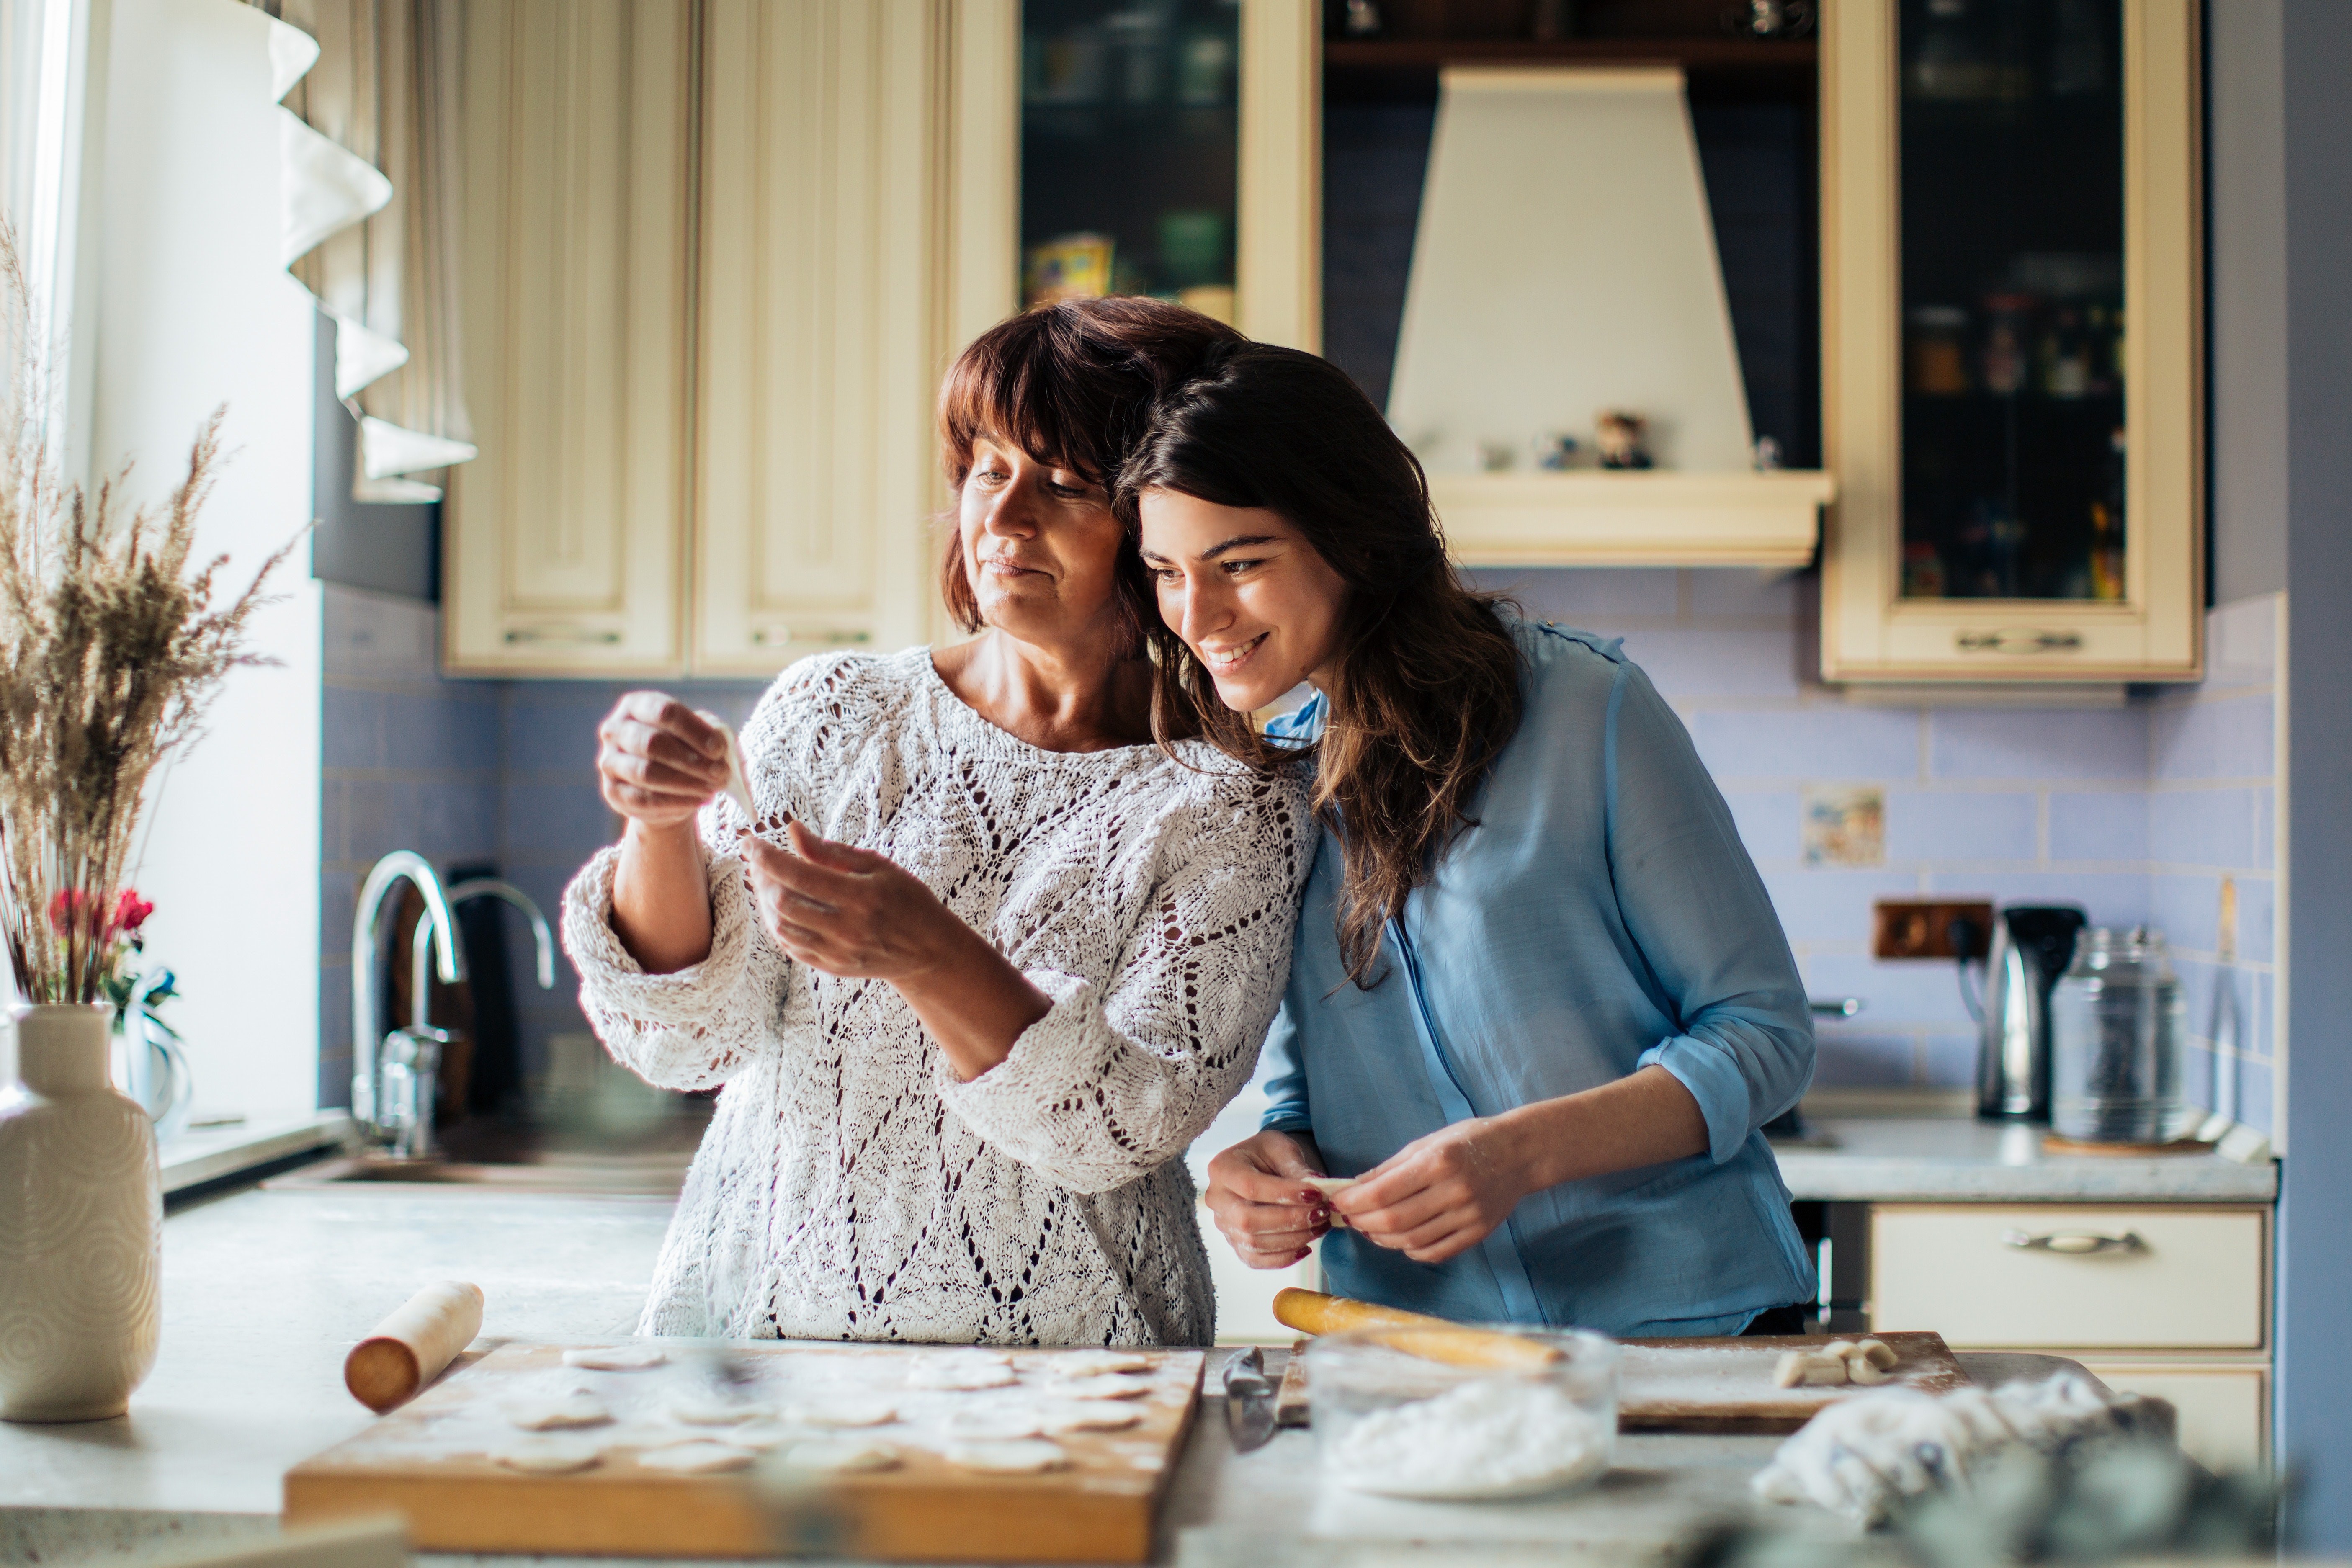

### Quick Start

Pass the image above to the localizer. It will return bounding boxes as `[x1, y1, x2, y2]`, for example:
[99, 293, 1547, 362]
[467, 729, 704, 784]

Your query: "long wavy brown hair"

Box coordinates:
[1117, 344, 1525, 988]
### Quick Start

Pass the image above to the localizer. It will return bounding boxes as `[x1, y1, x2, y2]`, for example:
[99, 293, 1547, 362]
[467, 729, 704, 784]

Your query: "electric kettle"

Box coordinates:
[1969, 904, 2089, 1121]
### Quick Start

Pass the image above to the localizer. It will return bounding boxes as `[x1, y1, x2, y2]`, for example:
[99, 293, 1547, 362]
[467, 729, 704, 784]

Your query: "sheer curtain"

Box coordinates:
[267, 0, 475, 501]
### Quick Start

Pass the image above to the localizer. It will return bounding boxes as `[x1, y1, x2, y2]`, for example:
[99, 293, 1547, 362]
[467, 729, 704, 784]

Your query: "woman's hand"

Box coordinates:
[598, 692, 729, 829]
[1203, 1130, 1331, 1269]
[741, 823, 1051, 1079]
[1331, 1116, 1535, 1265]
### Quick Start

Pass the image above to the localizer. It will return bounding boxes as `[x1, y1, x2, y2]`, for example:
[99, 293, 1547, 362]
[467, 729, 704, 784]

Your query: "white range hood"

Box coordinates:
[1388, 66, 1832, 568]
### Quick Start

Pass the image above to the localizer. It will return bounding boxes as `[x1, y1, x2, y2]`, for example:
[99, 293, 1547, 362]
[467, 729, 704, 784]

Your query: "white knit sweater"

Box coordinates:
[561, 649, 1311, 1347]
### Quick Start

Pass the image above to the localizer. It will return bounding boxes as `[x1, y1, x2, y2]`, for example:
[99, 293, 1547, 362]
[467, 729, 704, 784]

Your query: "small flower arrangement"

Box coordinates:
[0, 227, 292, 1007]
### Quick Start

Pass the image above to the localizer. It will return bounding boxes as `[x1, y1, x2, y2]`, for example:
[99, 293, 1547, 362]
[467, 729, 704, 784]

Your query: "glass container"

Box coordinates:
[2050, 925, 2191, 1143]
[1897, 0, 2126, 601]
[1021, 0, 1240, 321]
[1307, 1328, 1619, 1501]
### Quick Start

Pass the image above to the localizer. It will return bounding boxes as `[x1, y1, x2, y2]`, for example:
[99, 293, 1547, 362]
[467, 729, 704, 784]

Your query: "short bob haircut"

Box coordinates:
[935, 297, 1243, 635]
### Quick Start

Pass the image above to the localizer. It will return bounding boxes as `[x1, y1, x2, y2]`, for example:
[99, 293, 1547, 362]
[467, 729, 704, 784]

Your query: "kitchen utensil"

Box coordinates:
[1308, 1327, 1619, 1500]
[287, 1341, 1204, 1564]
[1272, 1288, 1564, 1370]
[344, 1281, 484, 1414]
[2050, 926, 2192, 1143]
[1221, 1346, 1276, 1452]
[1971, 904, 2089, 1120]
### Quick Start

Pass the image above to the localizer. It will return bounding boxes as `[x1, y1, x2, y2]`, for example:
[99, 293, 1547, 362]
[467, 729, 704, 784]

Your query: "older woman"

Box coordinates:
[561, 300, 1309, 1347]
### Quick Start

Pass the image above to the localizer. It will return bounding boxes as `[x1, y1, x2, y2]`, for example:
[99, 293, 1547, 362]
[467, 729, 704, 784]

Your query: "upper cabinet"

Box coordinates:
[446, 0, 695, 674]
[1819, 0, 2203, 683]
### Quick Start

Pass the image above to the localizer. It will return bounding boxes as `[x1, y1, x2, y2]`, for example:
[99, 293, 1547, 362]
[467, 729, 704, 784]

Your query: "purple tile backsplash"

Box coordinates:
[320, 577, 2283, 1137]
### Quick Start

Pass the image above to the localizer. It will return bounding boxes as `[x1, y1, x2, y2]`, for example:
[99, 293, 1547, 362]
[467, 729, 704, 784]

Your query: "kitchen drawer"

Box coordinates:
[2079, 1361, 2268, 1472]
[1870, 1205, 2266, 1351]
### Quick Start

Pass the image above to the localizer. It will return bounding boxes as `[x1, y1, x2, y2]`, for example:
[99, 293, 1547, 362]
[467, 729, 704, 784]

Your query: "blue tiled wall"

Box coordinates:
[323, 577, 2283, 1135]
[1466, 569, 2282, 1128]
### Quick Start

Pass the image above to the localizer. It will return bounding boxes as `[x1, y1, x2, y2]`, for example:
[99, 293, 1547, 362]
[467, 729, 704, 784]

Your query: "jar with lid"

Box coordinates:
[2049, 926, 2191, 1143]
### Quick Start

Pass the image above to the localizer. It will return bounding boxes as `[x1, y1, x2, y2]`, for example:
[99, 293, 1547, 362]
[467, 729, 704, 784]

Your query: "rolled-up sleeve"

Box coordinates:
[1604, 663, 1814, 1164]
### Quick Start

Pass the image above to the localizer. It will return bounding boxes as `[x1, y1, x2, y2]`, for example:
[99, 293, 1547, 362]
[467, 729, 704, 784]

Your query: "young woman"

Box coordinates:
[1128, 343, 1816, 1336]
[562, 300, 1310, 1347]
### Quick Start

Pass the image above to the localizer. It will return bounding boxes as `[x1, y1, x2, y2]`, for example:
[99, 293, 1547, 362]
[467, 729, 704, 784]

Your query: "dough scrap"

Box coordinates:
[1301, 1175, 1359, 1197]
[495, 1437, 603, 1473]
[636, 1441, 757, 1474]
[791, 1395, 899, 1428]
[668, 1394, 770, 1426]
[1044, 1374, 1152, 1401]
[945, 1439, 1068, 1474]
[944, 1406, 1049, 1440]
[778, 1438, 901, 1474]
[505, 1393, 612, 1430]
[1037, 1400, 1143, 1434]
[1857, 1338, 1899, 1369]
[1772, 1352, 1848, 1390]
[562, 1345, 667, 1372]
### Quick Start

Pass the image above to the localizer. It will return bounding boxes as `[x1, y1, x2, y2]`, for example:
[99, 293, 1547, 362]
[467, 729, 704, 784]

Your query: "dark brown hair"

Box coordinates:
[1117, 344, 1526, 989]
[935, 298, 1245, 635]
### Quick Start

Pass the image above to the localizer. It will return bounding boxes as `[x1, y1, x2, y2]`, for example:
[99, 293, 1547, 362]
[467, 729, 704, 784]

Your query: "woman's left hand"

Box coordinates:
[741, 823, 960, 979]
[1329, 1115, 1535, 1264]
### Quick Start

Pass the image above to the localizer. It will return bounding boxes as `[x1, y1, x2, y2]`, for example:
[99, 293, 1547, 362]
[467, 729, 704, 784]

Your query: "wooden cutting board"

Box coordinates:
[1617, 1330, 1968, 1433]
[283, 1340, 1203, 1564]
[1270, 1330, 1967, 1437]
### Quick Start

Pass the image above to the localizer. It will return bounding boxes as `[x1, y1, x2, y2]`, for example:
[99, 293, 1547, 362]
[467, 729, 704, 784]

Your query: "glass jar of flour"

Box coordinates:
[2051, 925, 2192, 1144]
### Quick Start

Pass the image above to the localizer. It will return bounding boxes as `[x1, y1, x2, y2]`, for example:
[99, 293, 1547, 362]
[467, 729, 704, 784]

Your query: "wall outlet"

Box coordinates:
[1872, 899, 1994, 960]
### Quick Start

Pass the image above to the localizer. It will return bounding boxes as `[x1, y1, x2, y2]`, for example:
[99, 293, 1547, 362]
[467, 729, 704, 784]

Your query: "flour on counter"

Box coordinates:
[1331, 1380, 1611, 1501]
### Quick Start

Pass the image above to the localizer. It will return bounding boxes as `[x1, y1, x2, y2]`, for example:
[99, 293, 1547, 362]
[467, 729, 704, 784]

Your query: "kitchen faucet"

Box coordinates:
[351, 852, 466, 1144]
[386, 879, 559, 1160]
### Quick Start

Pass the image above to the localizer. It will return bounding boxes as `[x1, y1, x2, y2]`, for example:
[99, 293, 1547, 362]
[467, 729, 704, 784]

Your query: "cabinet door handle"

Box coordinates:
[752, 627, 872, 647]
[2002, 1228, 2143, 1255]
[1956, 629, 2087, 654]
[503, 625, 623, 646]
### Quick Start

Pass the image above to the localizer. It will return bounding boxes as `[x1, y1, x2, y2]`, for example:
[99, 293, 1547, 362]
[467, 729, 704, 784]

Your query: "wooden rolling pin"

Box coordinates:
[344, 1281, 483, 1413]
[1272, 1287, 1564, 1370]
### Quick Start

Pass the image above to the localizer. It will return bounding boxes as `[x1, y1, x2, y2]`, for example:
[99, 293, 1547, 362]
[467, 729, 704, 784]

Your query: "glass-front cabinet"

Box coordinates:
[1819, 0, 2201, 682]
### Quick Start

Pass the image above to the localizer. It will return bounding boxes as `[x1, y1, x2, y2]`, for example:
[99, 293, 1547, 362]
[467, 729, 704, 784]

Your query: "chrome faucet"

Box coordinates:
[352, 852, 466, 1142]
[386, 879, 560, 1159]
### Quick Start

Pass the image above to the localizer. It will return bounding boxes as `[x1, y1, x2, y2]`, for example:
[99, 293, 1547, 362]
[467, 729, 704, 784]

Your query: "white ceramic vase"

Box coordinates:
[0, 1002, 162, 1421]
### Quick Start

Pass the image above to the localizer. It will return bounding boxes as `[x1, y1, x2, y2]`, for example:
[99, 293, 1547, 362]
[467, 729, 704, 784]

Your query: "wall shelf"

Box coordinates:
[1326, 38, 1816, 100]
[1432, 469, 1835, 568]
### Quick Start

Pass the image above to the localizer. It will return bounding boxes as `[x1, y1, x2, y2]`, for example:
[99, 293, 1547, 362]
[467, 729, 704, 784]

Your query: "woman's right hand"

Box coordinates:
[1203, 1130, 1331, 1269]
[598, 692, 729, 832]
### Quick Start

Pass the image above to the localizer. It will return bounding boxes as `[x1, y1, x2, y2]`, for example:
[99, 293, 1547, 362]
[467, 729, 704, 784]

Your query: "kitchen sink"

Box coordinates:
[265, 1103, 707, 1197]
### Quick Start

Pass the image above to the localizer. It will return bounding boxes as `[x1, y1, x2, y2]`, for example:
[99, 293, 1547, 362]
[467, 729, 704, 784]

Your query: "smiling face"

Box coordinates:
[1136, 489, 1350, 713]
[957, 438, 1129, 649]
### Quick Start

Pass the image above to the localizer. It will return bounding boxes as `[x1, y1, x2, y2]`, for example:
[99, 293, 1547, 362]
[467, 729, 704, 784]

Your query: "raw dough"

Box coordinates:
[944, 1407, 1049, 1440]
[1046, 1351, 1149, 1377]
[1333, 1380, 1611, 1500]
[667, 1394, 769, 1426]
[1300, 1175, 1359, 1197]
[636, 1441, 757, 1474]
[505, 1393, 612, 1430]
[944, 1439, 1069, 1474]
[494, 1437, 603, 1473]
[1043, 1374, 1151, 1401]
[706, 716, 757, 822]
[907, 1355, 1020, 1391]
[778, 1439, 900, 1474]
[562, 1345, 667, 1372]
[791, 1395, 899, 1428]
[1772, 1352, 1848, 1389]
[1857, 1338, 1898, 1369]
[719, 1421, 799, 1451]
[1036, 1400, 1143, 1434]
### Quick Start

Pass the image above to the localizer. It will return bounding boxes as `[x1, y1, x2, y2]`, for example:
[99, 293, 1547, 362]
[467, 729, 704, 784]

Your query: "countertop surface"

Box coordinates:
[1772, 1117, 2278, 1203]
[4, 1181, 2098, 1568]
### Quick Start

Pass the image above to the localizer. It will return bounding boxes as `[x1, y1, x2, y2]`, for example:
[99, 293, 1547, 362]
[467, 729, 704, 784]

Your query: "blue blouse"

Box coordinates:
[1261, 616, 1816, 1336]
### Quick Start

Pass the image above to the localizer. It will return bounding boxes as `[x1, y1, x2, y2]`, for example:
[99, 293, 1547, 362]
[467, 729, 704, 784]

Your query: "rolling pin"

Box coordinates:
[344, 1281, 484, 1413]
[1272, 1287, 1564, 1370]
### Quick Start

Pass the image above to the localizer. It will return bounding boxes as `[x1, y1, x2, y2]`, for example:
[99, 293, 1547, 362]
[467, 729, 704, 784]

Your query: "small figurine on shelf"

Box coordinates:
[1752, 435, 1784, 471]
[1723, 0, 1812, 40]
[1535, 432, 1579, 471]
[1595, 411, 1652, 469]
[1334, 0, 1381, 40]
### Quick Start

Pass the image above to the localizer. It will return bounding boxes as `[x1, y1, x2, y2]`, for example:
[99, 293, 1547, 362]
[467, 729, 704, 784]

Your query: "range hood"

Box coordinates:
[1387, 67, 1832, 568]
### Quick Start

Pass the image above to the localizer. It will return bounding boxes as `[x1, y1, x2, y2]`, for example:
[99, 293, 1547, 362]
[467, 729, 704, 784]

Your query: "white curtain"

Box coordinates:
[264, 0, 474, 501]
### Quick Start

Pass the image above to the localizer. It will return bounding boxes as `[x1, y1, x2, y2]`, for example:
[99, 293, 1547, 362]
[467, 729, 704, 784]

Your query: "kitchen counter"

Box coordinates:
[3, 1182, 2102, 1568]
[1773, 1117, 2277, 1203]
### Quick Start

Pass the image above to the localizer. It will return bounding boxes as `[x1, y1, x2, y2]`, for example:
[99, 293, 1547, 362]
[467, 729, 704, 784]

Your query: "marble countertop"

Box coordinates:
[1773, 1117, 2278, 1203]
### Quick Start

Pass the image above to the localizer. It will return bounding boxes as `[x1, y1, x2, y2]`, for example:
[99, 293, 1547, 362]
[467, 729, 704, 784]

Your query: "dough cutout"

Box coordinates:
[668, 1394, 769, 1426]
[505, 1393, 612, 1430]
[945, 1439, 1069, 1474]
[1046, 1351, 1149, 1376]
[907, 1357, 1020, 1391]
[494, 1437, 603, 1473]
[778, 1438, 901, 1474]
[1044, 1373, 1152, 1401]
[791, 1395, 899, 1428]
[943, 1406, 1050, 1440]
[637, 1441, 757, 1474]
[1037, 1400, 1143, 1434]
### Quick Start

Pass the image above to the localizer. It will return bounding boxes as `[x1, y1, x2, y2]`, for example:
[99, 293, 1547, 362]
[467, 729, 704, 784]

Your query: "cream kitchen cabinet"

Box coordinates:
[1819, 0, 2204, 683]
[448, 0, 954, 676]
[446, 0, 696, 674]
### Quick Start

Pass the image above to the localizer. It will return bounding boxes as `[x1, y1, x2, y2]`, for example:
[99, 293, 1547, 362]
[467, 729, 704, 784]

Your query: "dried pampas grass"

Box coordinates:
[0, 224, 296, 1004]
